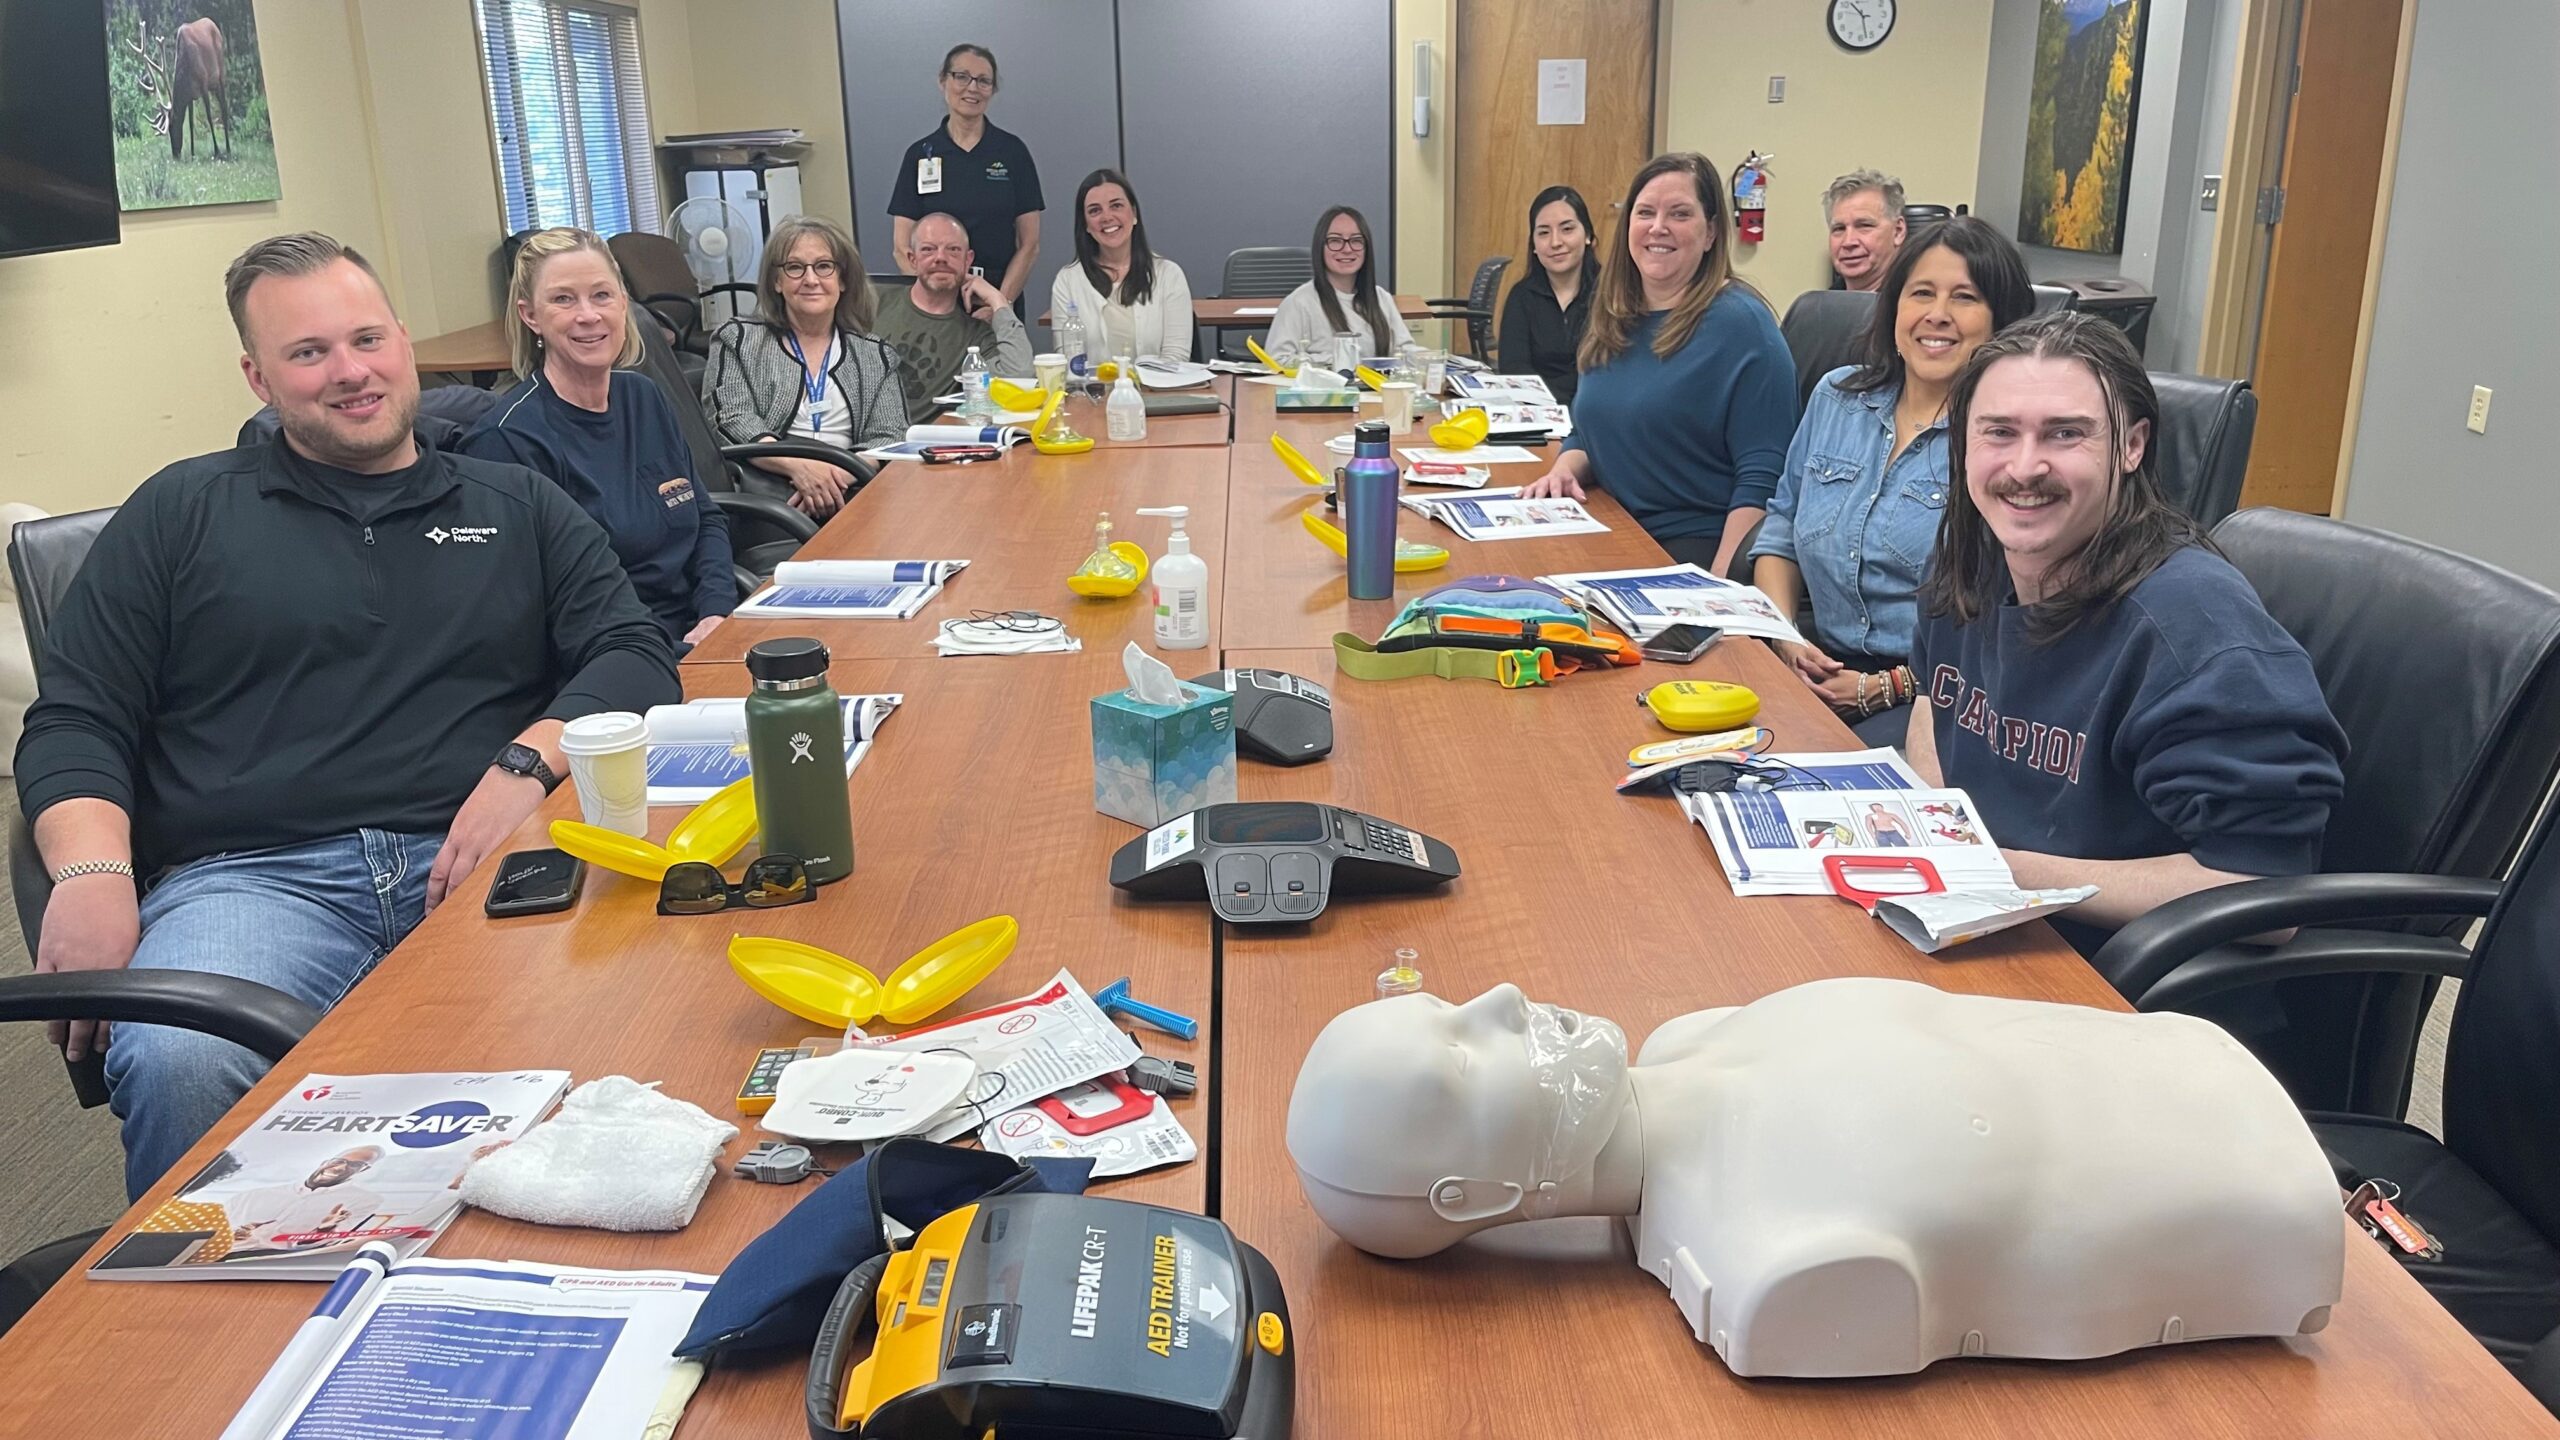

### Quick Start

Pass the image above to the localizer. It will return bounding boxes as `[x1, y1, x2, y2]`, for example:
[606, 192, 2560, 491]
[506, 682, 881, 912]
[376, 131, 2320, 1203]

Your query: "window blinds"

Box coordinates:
[474, 0, 659, 237]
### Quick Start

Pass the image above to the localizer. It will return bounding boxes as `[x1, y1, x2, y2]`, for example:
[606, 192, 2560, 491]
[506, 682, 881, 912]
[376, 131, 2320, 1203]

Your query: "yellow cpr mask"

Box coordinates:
[1640, 680, 1761, 732]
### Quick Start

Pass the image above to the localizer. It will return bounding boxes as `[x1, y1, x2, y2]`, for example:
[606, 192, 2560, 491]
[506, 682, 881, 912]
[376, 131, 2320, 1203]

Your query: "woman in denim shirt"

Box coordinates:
[1750, 218, 2033, 742]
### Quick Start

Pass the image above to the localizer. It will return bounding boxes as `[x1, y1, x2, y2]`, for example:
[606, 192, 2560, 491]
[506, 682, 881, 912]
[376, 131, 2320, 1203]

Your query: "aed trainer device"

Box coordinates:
[1639, 622, 1722, 664]
[484, 847, 583, 918]
[808, 1191, 1293, 1440]
[1188, 668, 1334, 766]
[739, 1044, 817, 1115]
[1641, 679, 1761, 733]
[1109, 801, 1460, 923]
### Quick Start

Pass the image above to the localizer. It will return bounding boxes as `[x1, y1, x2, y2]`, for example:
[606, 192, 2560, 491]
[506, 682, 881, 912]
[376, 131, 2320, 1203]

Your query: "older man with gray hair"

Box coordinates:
[1825, 169, 1906, 293]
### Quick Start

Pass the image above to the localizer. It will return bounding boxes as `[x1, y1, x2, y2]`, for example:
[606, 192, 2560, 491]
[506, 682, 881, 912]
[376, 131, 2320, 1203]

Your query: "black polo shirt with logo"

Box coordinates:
[887, 118, 1044, 287]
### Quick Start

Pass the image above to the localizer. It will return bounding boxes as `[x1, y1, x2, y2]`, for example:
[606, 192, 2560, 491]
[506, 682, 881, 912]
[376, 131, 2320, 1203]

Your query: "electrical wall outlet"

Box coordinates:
[2468, 386, 2493, 434]
[1768, 75, 1786, 103]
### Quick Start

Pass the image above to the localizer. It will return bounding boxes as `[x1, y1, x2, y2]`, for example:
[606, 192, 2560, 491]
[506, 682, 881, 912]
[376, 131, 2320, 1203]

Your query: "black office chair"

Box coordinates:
[2030, 283, 2076, 316]
[2094, 510, 2560, 1115]
[2099, 795, 2560, 1414]
[2147, 373, 2257, 528]
[1779, 290, 1878, 408]
[0, 972, 321, 1336]
[1422, 256, 1508, 361]
[238, 384, 503, 451]
[632, 313, 846, 583]
[608, 232, 754, 361]
[1215, 245, 1313, 361]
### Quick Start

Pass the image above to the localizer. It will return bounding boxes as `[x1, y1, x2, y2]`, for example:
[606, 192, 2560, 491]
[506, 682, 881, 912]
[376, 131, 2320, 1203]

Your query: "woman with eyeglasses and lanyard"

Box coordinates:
[888, 43, 1043, 319]
[701, 216, 905, 519]
[1264, 206, 1412, 368]
[1496, 185, 1599, 404]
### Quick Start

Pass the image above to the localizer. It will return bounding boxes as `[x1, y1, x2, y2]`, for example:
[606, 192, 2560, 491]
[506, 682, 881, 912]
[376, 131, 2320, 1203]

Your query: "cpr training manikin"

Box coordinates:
[1286, 977, 2345, 1378]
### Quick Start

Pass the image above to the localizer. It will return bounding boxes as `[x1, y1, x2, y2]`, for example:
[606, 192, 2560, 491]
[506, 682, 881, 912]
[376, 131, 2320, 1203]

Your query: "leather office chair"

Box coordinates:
[1779, 290, 1878, 408]
[2030, 283, 2075, 316]
[1215, 246, 1313, 361]
[2095, 509, 2560, 1115]
[1422, 256, 1508, 361]
[2099, 795, 2560, 1415]
[238, 384, 503, 451]
[608, 231, 754, 360]
[2147, 373, 2257, 528]
[632, 312, 845, 584]
[0, 972, 321, 1336]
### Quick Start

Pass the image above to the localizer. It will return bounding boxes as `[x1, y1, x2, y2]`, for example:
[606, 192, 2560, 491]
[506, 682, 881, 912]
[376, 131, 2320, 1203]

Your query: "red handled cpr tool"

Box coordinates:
[1823, 854, 1945, 912]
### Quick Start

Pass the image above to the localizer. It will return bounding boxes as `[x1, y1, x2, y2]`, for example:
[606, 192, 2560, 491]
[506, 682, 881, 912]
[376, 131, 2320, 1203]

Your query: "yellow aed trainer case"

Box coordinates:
[809, 1192, 1294, 1439]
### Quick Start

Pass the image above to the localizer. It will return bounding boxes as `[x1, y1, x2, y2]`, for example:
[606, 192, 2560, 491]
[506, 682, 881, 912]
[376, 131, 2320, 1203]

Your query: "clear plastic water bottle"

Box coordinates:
[959, 345, 992, 423]
[1058, 301, 1087, 381]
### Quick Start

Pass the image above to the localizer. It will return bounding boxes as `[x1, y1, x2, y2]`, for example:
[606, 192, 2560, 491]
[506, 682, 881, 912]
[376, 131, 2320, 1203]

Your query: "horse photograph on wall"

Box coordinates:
[2016, 0, 2147, 253]
[104, 0, 279, 211]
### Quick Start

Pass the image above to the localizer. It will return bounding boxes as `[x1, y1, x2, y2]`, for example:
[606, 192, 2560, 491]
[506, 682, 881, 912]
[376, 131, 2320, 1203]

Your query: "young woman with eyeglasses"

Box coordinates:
[887, 43, 1044, 316]
[700, 217, 904, 520]
[1264, 206, 1412, 368]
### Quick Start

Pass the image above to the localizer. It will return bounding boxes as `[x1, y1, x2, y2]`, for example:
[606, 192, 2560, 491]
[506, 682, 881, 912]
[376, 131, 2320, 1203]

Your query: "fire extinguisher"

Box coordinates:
[1733, 151, 1772, 244]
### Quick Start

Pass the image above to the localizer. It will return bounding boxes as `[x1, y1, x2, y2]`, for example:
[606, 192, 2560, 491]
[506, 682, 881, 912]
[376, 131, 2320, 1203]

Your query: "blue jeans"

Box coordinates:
[104, 829, 442, 1200]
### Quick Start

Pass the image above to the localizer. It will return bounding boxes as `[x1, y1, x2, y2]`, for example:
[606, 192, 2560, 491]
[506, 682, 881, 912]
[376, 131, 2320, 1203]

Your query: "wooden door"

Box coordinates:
[2240, 0, 2403, 513]
[1453, 0, 1658, 359]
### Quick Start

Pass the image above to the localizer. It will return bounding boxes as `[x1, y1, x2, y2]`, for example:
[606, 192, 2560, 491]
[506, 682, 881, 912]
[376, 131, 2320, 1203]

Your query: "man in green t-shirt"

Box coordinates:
[875, 212, 1034, 420]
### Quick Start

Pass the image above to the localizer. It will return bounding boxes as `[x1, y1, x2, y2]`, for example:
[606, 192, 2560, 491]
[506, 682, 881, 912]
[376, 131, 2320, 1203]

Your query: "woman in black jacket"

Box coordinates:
[1495, 185, 1598, 403]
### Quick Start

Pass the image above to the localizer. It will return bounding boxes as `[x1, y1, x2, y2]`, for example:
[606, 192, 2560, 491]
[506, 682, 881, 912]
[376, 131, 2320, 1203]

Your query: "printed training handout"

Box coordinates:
[1448, 371, 1558, 404]
[216, 1245, 714, 1440]
[1400, 487, 1611, 541]
[733, 558, 968, 620]
[1397, 443, 1547, 466]
[861, 423, 1031, 460]
[642, 694, 902, 804]
[91, 1070, 571, 1281]
[1543, 563, 1809, 645]
[1440, 398, 1574, 440]
[1682, 785, 2016, 897]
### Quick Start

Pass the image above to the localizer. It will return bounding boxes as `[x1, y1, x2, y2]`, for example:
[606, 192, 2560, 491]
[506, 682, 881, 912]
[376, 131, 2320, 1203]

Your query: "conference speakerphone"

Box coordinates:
[1109, 802, 1460, 924]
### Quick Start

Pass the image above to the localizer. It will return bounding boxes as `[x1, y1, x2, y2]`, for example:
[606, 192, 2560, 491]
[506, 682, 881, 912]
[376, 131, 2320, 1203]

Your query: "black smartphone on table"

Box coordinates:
[1640, 623, 1722, 664]
[485, 848, 584, 917]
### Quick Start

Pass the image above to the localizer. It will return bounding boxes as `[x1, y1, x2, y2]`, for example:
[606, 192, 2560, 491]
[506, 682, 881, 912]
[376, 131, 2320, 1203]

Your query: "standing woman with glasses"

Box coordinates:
[888, 43, 1043, 319]
[1264, 206, 1412, 368]
[701, 217, 904, 519]
[1522, 153, 1797, 575]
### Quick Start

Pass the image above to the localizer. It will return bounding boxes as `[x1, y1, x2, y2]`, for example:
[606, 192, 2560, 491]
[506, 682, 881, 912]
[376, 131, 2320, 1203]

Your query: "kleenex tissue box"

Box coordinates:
[1093, 680, 1236, 827]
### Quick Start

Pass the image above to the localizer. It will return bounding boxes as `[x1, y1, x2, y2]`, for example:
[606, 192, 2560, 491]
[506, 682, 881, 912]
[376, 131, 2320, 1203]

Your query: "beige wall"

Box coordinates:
[1395, 0, 1453, 298]
[682, 0, 852, 229]
[351, 0, 506, 338]
[1659, 0, 1994, 306]
[0, 1, 393, 516]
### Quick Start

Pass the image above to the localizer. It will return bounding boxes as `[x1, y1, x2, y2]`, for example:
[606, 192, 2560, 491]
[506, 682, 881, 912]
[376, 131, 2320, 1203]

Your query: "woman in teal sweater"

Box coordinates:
[1523, 152, 1797, 574]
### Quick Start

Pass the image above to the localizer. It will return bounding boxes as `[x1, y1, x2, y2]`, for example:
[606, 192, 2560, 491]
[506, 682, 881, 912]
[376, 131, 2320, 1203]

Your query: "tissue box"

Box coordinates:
[1093, 680, 1237, 827]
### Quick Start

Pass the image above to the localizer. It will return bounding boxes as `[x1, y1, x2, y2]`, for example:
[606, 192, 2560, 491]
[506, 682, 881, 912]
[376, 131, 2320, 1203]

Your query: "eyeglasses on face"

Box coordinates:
[946, 70, 995, 92]
[1323, 235, 1367, 253]
[657, 855, 814, 916]
[780, 260, 840, 280]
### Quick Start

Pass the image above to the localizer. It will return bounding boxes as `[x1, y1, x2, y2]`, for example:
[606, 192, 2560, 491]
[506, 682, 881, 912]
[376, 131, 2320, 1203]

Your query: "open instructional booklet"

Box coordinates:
[1543, 563, 1808, 645]
[1447, 371, 1558, 404]
[734, 559, 967, 620]
[642, 693, 901, 804]
[1674, 749, 2018, 897]
[1400, 487, 1611, 541]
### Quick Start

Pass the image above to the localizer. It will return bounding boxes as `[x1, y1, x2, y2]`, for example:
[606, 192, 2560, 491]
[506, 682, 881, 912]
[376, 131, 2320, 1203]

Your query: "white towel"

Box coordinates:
[460, 1076, 737, 1232]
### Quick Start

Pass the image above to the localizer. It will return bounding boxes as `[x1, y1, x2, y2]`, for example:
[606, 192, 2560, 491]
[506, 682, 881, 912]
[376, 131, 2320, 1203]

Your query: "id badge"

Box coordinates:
[917, 155, 943, 195]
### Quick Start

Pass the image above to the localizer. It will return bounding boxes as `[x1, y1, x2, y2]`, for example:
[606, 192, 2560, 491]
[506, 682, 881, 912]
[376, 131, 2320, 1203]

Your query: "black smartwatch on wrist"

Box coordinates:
[492, 742, 563, 794]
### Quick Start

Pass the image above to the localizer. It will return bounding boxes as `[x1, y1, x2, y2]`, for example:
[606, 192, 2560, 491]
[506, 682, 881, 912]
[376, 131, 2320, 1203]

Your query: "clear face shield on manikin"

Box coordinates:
[1285, 983, 1633, 1258]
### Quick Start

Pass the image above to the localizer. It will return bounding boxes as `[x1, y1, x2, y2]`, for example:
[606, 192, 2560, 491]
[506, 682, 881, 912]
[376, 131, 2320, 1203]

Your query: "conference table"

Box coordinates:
[0, 368, 2549, 1439]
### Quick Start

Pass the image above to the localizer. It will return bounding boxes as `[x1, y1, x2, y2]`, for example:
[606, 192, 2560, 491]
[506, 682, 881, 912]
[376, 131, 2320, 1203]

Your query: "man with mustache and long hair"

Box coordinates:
[1903, 311, 2344, 963]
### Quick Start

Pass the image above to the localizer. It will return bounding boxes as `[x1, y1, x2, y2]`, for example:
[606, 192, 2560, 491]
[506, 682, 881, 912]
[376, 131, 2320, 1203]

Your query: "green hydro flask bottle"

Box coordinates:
[743, 637, 855, 884]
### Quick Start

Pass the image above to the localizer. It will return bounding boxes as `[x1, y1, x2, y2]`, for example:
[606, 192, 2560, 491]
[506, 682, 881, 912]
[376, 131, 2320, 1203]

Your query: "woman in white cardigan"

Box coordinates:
[1264, 204, 1412, 368]
[1050, 168, 1195, 362]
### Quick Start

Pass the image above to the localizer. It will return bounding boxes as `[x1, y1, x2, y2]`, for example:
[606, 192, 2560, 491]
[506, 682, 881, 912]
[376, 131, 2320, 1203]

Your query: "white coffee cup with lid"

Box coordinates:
[559, 711, 651, 835]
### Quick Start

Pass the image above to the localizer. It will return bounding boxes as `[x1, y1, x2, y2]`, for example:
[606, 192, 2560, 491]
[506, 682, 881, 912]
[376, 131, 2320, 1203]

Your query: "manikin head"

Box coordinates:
[1287, 985, 1634, 1258]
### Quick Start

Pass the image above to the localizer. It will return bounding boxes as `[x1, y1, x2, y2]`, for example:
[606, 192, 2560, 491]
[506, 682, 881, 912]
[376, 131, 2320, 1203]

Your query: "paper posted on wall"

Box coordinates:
[1683, 785, 2015, 897]
[90, 1070, 570, 1282]
[216, 1244, 713, 1440]
[1542, 563, 1808, 645]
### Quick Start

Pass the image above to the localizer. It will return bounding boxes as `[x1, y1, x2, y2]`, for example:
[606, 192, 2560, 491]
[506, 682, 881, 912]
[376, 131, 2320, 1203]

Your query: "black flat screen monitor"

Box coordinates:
[0, 0, 120, 260]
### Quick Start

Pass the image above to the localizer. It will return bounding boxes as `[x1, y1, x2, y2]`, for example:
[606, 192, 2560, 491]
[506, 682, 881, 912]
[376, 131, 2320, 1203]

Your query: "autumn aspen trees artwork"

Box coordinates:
[2017, 0, 2145, 253]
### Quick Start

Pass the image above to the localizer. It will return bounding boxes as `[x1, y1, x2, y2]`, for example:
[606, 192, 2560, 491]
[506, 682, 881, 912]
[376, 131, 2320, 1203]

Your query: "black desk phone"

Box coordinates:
[1109, 802, 1460, 923]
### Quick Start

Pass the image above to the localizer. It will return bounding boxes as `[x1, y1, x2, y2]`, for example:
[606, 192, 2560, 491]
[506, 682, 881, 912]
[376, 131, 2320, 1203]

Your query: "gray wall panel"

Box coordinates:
[1116, 0, 1395, 296]
[836, 1, 1121, 305]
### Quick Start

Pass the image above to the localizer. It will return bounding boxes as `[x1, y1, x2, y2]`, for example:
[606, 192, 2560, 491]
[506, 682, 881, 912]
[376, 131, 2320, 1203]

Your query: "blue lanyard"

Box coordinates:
[784, 331, 837, 414]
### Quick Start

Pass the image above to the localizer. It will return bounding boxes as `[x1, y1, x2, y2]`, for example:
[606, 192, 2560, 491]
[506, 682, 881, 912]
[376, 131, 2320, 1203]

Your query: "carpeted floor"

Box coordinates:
[0, 789, 2463, 1270]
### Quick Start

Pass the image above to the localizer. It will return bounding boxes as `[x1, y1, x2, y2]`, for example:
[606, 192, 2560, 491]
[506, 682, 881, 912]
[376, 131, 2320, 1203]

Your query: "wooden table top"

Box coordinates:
[409, 317, 514, 373]
[1040, 294, 1439, 328]
[691, 441, 1233, 666]
[1214, 644, 2556, 1437]
[0, 657, 1212, 1435]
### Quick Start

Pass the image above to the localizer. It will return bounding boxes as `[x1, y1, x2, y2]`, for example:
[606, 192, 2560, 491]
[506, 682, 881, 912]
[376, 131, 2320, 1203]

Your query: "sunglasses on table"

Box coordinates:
[657, 855, 814, 916]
